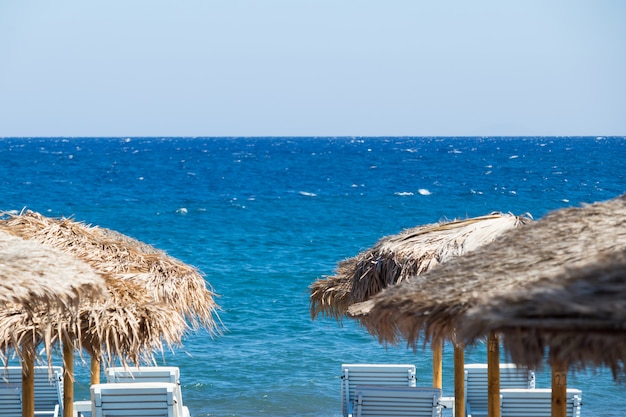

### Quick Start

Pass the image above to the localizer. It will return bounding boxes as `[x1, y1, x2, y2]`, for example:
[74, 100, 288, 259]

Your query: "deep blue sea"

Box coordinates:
[1, 137, 625, 417]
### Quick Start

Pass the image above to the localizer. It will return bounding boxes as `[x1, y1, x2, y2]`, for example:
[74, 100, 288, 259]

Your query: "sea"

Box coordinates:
[0, 136, 624, 417]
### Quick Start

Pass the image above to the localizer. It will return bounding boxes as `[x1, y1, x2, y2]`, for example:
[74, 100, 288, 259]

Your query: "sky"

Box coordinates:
[1, 0, 625, 137]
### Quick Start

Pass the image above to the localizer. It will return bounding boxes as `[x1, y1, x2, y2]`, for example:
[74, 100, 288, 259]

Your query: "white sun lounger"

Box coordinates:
[105, 366, 180, 385]
[464, 363, 535, 417]
[352, 385, 442, 417]
[105, 367, 189, 417]
[0, 366, 63, 417]
[500, 388, 582, 417]
[91, 382, 186, 417]
[0, 386, 22, 417]
[341, 364, 417, 417]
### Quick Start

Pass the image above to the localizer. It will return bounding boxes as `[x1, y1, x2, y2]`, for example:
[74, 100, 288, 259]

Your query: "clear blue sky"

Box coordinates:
[1, 1, 625, 137]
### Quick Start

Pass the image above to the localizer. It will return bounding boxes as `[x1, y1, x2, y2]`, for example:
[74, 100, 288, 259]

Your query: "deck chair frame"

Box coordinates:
[0, 366, 63, 417]
[91, 382, 183, 417]
[464, 363, 535, 417]
[500, 388, 582, 417]
[353, 385, 442, 417]
[104, 367, 189, 417]
[341, 364, 417, 417]
[0, 386, 21, 417]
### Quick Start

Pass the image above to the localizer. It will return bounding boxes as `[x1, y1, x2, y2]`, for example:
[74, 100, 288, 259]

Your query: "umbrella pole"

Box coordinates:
[454, 345, 465, 417]
[432, 340, 443, 389]
[550, 352, 568, 417]
[21, 342, 35, 417]
[90, 355, 101, 384]
[487, 331, 500, 417]
[63, 338, 74, 417]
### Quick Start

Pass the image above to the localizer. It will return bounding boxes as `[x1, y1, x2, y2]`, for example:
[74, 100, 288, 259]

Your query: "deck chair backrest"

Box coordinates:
[0, 386, 21, 417]
[91, 382, 181, 417]
[105, 366, 180, 385]
[464, 363, 535, 417]
[501, 388, 582, 417]
[0, 366, 63, 413]
[341, 364, 417, 417]
[353, 385, 442, 417]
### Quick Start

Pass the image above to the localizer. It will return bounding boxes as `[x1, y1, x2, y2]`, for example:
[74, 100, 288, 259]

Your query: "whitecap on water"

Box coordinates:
[299, 191, 317, 197]
[176, 207, 188, 215]
[394, 191, 414, 196]
[418, 189, 431, 195]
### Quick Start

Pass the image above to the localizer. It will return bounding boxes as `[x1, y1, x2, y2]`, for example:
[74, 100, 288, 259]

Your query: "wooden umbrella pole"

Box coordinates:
[487, 331, 500, 417]
[432, 340, 443, 389]
[21, 341, 35, 417]
[454, 345, 465, 417]
[63, 339, 74, 417]
[90, 355, 101, 385]
[551, 353, 568, 417]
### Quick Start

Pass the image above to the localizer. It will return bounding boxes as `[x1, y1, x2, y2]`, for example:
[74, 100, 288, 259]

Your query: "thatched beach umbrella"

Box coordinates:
[358, 194, 626, 417]
[461, 247, 626, 378]
[311, 213, 531, 320]
[311, 212, 530, 417]
[0, 230, 107, 417]
[0, 267, 188, 417]
[0, 211, 220, 417]
[0, 211, 219, 333]
[460, 235, 626, 417]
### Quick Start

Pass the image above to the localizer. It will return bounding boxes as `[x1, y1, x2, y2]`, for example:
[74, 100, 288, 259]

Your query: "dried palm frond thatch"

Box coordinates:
[0, 211, 220, 368]
[360, 194, 626, 378]
[0, 230, 106, 310]
[77, 277, 188, 366]
[309, 256, 359, 320]
[0, 230, 107, 362]
[463, 248, 626, 378]
[310, 213, 531, 320]
[0, 211, 220, 334]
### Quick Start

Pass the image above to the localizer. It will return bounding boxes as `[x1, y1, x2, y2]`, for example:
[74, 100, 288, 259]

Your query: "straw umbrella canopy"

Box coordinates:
[462, 247, 626, 377]
[0, 229, 107, 357]
[0, 211, 220, 417]
[0, 229, 107, 417]
[358, 194, 626, 417]
[0, 213, 195, 361]
[0, 230, 105, 312]
[310, 212, 531, 417]
[0, 211, 219, 333]
[0, 268, 188, 417]
[310, 213, 531, 320]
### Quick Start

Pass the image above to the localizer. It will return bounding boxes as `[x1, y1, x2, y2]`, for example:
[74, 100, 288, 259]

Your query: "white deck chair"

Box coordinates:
[464, 363, 535, 417]
[91, 382, 184, 417]
[106, 366, 180, 384]
[105, 367, 189, 417]
[352, 385, 442, 417]
[0, 366, 63, 417]
[0, 386, 21, 417]
[341, 364, 417, 417]
[501, 388, 582, 417]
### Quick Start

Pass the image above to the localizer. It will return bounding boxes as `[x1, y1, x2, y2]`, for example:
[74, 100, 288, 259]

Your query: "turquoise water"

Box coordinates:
[1, 137, 625, 416]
